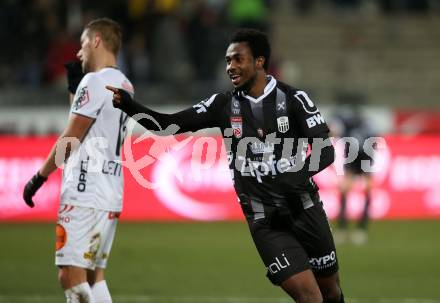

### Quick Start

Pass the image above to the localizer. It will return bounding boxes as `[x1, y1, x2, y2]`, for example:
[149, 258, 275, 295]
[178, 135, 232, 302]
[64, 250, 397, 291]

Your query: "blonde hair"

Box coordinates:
[85, 18, 122, 55]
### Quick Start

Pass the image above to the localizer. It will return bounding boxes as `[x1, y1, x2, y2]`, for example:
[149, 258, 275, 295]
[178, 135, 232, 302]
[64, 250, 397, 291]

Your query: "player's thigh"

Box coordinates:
[58, 265, 88, 289]
[94, 210, 120, 269]
[245, 208, 311, 286]
[55, 205, 119, 270]
[55, 205, 99, 270]
[290, 194, 339, 277]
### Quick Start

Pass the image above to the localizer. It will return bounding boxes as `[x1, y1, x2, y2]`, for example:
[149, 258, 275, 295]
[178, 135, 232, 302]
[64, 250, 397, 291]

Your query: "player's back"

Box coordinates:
[61, 67, 134, 212]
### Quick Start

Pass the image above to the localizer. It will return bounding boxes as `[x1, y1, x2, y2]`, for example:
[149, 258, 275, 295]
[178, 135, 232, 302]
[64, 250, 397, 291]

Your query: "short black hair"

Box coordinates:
[230, 28, 271, 71]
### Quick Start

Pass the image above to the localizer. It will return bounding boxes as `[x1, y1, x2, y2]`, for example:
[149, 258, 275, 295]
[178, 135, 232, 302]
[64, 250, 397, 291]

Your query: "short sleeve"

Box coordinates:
[290, 90, 329, 137]
[71, 73, 107, 118]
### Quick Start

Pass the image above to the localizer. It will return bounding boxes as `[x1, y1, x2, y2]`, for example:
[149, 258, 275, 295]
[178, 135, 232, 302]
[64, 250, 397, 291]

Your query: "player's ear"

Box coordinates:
[93, 33, 101, 49]
[256, 56, 265, 69]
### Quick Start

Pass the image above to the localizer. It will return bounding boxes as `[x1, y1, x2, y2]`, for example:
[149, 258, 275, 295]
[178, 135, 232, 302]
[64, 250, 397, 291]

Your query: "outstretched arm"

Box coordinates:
[106, 86, 220, 134]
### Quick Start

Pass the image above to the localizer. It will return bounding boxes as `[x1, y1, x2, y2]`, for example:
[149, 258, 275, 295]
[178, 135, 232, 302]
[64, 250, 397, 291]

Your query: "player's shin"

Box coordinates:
[65, 282, 96, 303]
[92, 280, 112, 303]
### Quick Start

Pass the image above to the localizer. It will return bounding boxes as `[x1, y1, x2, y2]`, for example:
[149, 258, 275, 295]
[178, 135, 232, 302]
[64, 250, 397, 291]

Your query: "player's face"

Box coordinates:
[225, 42, 258, 89]
[77, 29, 94, 73]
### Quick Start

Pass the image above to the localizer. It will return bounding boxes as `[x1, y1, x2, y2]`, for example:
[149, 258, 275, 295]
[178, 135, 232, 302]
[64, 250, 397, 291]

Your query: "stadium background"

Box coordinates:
[1, 0, 440, 302]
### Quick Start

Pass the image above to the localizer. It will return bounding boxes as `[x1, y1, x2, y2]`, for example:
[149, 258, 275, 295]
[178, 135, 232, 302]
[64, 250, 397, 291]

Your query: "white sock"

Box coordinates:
[65, 282, 95, 303]
[91, 280, 112, 303]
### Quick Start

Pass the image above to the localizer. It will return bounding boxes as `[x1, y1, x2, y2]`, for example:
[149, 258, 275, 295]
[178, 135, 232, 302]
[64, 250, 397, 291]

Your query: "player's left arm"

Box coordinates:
[306, 132, 335, 176]
[290, 90, 335, 177]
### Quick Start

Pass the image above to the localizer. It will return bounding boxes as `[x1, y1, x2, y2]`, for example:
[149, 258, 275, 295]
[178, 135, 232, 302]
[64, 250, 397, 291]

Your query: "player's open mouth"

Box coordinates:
[230, 74, 241, 85]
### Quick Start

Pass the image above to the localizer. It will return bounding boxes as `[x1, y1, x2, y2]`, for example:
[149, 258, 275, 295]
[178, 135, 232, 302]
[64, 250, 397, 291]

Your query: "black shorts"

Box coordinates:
[242, 193, 339, 285]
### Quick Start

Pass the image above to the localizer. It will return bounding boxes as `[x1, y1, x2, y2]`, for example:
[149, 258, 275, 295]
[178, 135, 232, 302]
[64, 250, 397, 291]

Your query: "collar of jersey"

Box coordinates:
[240, 75, 277, 104]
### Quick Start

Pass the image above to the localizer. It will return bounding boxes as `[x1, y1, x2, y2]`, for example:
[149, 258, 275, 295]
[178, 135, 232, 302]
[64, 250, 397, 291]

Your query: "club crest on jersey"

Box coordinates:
[277, 116, 289, 133]
[73, 86, 90, 110]
[231, 117, 243, 138]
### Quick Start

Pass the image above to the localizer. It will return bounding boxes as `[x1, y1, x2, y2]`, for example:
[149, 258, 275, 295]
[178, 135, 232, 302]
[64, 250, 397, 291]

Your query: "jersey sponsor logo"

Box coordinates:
[58, 215, 70, 224]
[73, 86, 90, 110]
[277, 116, 289, 133]
[267, 253, 291, 275]
[231, 116, 243, 138]
[193, 94, 217, 114]
[306, 113, 325, 128]
[101, 160, 123, 176]
[294, 91, 319, 114]
[232, 99, 241, 115]
[83, 233, 100, 260]
[83, 251, 96, 260]
[237, 154, 302, 183]
[55, 224, 67, 250]
[309, 251, 336, 270]
[59, 205, 74, 214]
[276, 100, 286, 111]
[250, 141, 275, 154]
[77, 157, 89, 192]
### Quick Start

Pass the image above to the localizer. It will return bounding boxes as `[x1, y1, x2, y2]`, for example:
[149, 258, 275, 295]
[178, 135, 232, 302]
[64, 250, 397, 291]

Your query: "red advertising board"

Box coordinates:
[1, 135, 440, 222]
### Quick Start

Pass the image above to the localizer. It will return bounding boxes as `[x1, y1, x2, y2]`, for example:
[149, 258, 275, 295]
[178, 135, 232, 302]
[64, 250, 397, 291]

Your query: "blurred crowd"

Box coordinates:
[0, 0, 274, 89]
[0, 0, 437, 89]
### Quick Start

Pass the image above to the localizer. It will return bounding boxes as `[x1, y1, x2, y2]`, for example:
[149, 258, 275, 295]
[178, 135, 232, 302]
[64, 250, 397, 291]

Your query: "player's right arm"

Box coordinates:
[23, 113, 95, 207]
[23, 72, 99, 208]
[106, 86, 222, 134]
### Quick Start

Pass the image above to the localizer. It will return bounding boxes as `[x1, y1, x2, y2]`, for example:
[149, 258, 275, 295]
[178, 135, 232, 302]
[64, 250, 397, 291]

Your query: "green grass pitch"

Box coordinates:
[0, 220, 439, 302]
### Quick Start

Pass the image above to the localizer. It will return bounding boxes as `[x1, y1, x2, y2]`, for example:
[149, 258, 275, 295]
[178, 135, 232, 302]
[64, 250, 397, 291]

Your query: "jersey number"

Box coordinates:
[115, 112, 129, 156]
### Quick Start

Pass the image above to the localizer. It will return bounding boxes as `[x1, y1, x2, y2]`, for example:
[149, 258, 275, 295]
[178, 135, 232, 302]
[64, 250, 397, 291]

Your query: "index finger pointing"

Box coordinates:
[105, 86, 119, 93]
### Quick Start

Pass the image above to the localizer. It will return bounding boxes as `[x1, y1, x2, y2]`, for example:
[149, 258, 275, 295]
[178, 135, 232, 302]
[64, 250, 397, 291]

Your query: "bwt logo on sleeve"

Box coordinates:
[306, 113, 325, 128]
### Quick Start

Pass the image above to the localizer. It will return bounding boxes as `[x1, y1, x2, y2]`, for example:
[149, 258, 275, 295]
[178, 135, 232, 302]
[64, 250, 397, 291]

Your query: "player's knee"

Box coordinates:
[322, 287, 342, 303]
[282, 284, 322, 303]
[296, 289, 323, 303]
[58, 266, 87, 290]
